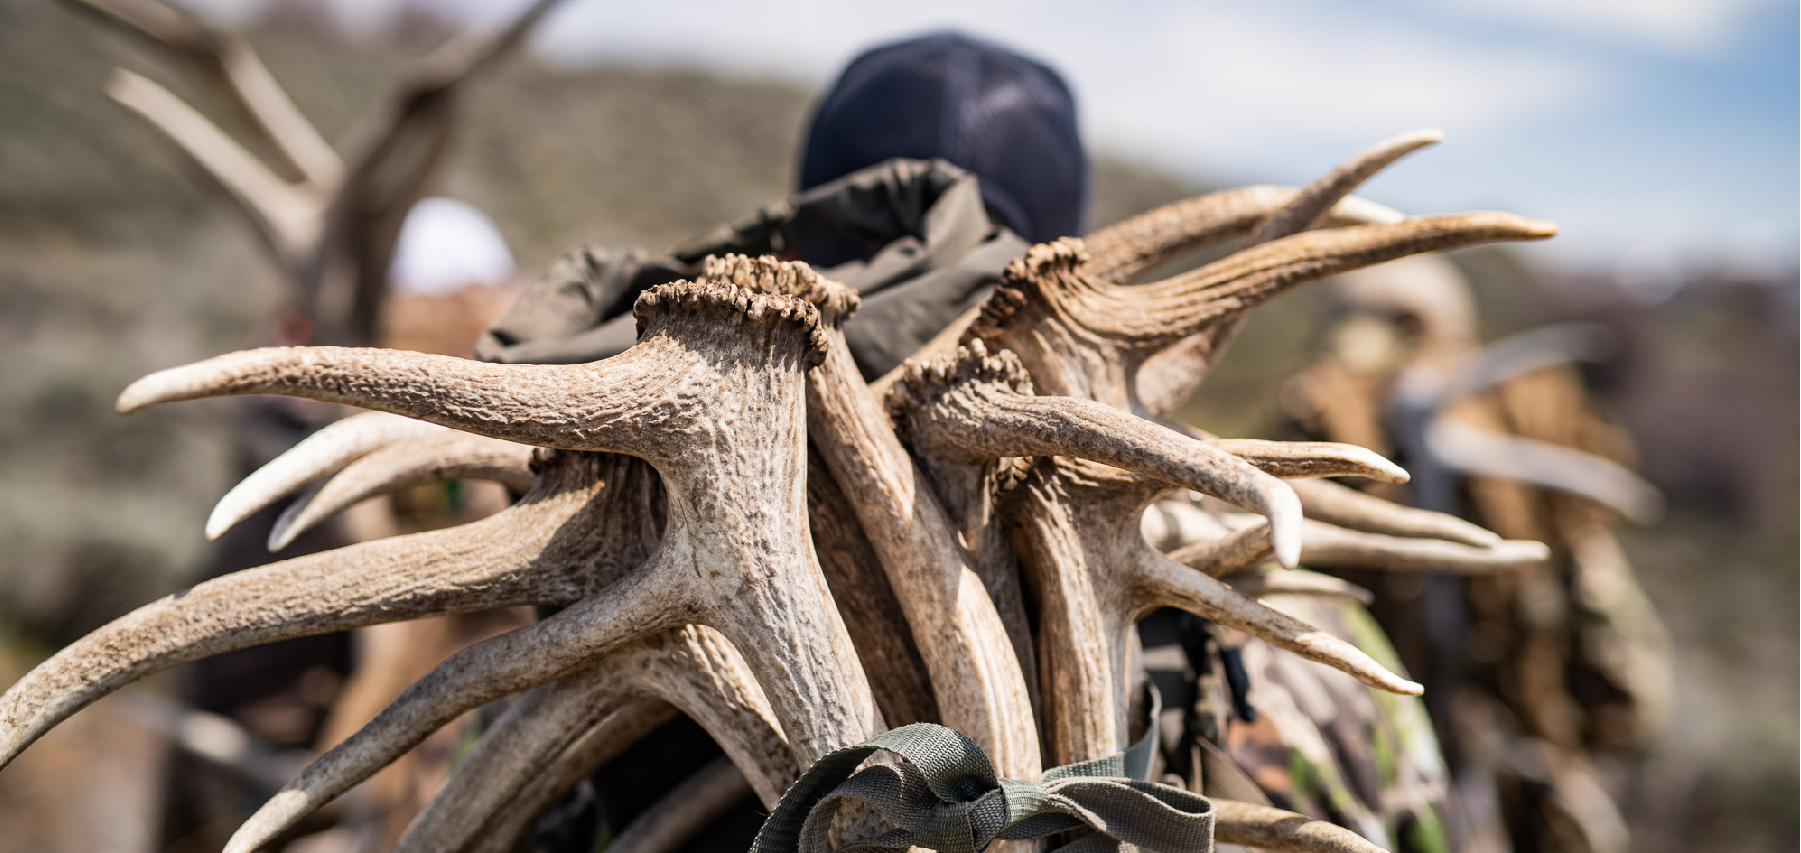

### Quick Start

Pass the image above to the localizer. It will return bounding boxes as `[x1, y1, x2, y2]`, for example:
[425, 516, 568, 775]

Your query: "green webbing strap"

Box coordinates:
[751, 691, 1214, 853]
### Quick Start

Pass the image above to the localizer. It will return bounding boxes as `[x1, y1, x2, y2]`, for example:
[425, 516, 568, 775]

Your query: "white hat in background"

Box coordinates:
[389, 197, 516, 295]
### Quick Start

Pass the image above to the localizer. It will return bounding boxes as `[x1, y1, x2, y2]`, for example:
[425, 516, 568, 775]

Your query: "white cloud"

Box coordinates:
[1054, 3, 1604, 175]
[514, 1, 1605, 178]
[1412, 0, 1780, 54]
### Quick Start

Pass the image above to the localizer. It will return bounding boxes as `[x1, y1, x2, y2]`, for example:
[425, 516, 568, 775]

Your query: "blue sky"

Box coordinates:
[192, 0, 1799, 275]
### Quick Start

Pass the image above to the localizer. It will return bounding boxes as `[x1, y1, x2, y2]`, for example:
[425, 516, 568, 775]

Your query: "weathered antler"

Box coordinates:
[899, 135, 1556, 771]
[1147, 499, 1549, 576]
[205, 411, 444, 539]
[191, 281, 881, 848]
[268, 428, 534, 550]
[890, 344, 1422, 768]
[1133, 130, 1444, 416]
[0, 451, 633, 766]
[970, 213, 1556, 415]
[706, 254, 1042, 778]
[392, 625, 794, 853]
[1081, 188, 1402, 287]
[1214, 799, 1391, 853]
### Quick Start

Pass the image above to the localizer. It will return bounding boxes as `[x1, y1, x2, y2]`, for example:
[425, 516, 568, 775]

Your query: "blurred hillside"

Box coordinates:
[0, 3, 1794, 852]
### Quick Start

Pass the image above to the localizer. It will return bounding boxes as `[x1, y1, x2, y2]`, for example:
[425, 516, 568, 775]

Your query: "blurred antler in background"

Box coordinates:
[57, 0, 571, 345]
[1285, 251, 1674, 852]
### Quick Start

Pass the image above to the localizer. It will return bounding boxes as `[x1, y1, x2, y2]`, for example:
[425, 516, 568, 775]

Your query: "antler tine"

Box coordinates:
[54, 0, 340, 186]
[1149, 494, 1541, 574]
[1213, 799, 1393, 853]
[1081, 186, 1405, 286]
[1206, 439, 1409, 483]
[208, 411, 444, 540]
[396, 672, 634, 853]
[1243, 129, 1443, 248]
[413, 0, 573, 90]
[1164, 521, 1276, 578]
[469, 698, 679, 853]
[915, 364, 1410, 496]
[1426, 421, 1663, 523]
[1133, 130, 1437, 415]
[893, 343, 1306, 567]
[1298, 519, 1550, 573]
[0, 480, 600, 770]
[1128, 213, 1557, 348]
[226, 574, 679, 853]
[626, 627, 800, 806]
[396, 626, 794, 853]
[1081, 186, 1294, 284]
[107, 69, 320, 264]
[1289, 477, 1501, 547]
[1132, 548, 1422, 695]
[121, 283, 832, 455]
[1225, 567, 1376, 605]
[269, 431, 536, 550]
[118, 347, 609, 441]
[116, 345, 698, 459]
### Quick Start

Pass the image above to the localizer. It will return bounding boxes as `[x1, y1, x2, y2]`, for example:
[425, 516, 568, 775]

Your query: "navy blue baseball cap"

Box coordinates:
[799, 31, 1089, 244]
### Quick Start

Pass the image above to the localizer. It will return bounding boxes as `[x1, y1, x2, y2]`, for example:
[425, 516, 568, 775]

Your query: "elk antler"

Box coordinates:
[970, 213, 1556, 414]
[206, 411, 446, 539]
[0, 451, 635, 767]
[392, 625, 795, 853]
[704, 254, 1042, 779]
[179, 281, 881, 849]
[268, 428, 535, 550]
[1133, 130, 1444, 415]
[59, 0, 572, 343]
[890, 343, 1421, 767]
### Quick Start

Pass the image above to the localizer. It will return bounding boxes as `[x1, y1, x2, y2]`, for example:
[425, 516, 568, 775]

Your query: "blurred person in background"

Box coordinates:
[1283, 254, 1673, 853]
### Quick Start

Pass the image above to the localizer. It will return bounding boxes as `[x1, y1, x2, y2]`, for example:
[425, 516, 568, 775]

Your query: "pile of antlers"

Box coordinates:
[0, 118, 1561, 851]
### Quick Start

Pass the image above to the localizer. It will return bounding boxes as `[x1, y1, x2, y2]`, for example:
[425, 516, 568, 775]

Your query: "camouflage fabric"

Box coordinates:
[1138, 584, 1456, 853]
[1221, 595, 1455, 853]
